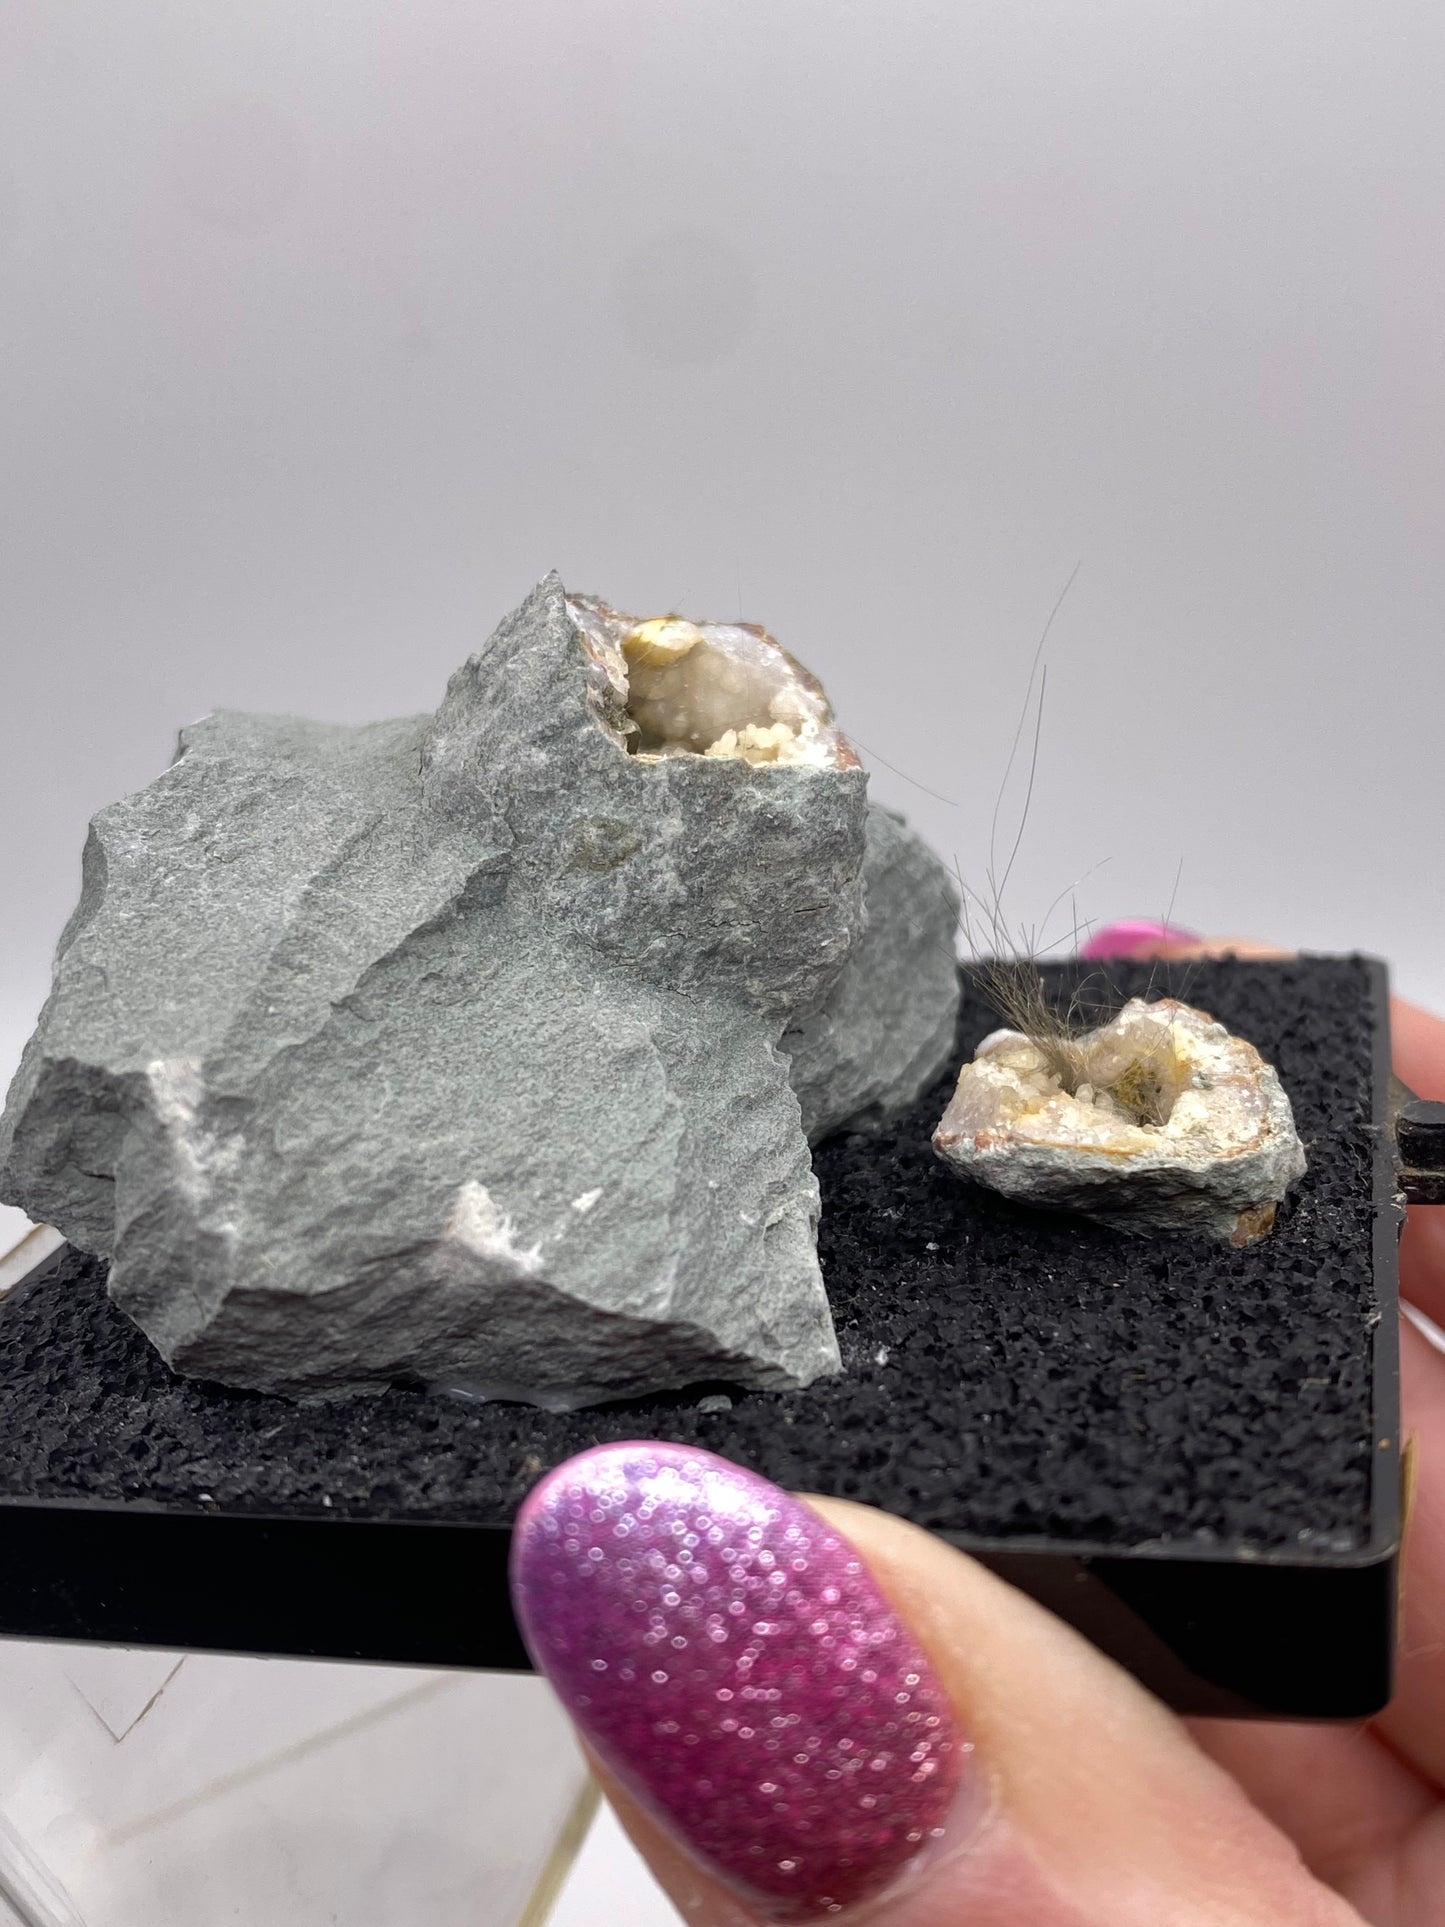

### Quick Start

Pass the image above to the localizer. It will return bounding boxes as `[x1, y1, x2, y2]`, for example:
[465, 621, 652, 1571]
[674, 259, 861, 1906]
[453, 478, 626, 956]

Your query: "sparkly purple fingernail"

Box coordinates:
[510, 1442, 969, 1919]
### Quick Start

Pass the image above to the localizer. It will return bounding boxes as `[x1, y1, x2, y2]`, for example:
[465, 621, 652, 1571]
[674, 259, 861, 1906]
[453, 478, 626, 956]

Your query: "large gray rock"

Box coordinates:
[1, 575, 959, 1403]
[784, 805, 961, 1141]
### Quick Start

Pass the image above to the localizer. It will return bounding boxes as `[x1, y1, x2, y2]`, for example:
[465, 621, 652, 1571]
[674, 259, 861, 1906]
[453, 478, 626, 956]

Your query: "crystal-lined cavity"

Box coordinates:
[568, 594, 859, 769]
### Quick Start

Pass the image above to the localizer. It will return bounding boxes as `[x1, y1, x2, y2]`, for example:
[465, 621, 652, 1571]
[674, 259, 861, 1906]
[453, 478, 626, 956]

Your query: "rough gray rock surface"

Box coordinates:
[0, 575, 959, 1404]
[784, 806, 960, 1142]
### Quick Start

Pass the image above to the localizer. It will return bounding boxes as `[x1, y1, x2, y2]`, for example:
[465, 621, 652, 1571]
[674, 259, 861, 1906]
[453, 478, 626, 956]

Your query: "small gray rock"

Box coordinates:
[932, 996, 1306, 1244]
[1, 575, 959, 1403]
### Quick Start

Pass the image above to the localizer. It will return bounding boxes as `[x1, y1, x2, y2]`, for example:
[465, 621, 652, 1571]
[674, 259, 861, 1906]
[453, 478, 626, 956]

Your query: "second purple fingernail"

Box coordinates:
[1078, 918, 1198, 960]
[511, 1442, 971, 1919]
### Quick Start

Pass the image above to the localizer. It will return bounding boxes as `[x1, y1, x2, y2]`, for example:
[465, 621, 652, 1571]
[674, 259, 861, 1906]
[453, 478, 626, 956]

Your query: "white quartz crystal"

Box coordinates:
[568, 595, 856, 769]
[932, 997, 1307, 1244]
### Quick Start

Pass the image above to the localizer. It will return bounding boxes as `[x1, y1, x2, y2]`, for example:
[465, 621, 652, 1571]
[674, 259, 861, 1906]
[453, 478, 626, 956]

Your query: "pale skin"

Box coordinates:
[585, 940, 1445, 1924]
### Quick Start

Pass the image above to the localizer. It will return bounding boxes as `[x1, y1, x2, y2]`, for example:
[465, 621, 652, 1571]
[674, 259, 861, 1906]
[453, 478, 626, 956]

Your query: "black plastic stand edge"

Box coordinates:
[0, 1495, 1396, 1719]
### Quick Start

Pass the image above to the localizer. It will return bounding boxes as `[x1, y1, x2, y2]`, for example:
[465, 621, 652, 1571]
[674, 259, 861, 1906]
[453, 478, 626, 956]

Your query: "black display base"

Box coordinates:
[0, 958, 1404, 1719]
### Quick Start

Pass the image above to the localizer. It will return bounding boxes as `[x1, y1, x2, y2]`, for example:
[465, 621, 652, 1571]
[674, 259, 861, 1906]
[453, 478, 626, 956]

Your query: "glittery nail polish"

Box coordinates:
[510, 1442, 970, 1919]
[1078, 919, 1198, 961]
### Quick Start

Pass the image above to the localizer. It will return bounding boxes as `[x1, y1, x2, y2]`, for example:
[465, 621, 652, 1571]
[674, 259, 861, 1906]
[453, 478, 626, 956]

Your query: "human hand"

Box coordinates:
[508, 937, 1444, 1925]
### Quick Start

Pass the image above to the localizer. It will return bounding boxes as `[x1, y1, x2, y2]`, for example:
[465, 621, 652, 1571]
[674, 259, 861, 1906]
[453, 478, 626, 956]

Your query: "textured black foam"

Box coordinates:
[0, 958, 1381, 1554]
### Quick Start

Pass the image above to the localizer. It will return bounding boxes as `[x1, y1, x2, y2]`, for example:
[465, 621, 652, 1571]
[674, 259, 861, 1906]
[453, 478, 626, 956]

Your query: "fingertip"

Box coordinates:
[1082, 930, 1296, 964]
[1078, 920, 1199, 961]
[1392, 995, 1445, 1100]
[507, 1443, 969, 1919]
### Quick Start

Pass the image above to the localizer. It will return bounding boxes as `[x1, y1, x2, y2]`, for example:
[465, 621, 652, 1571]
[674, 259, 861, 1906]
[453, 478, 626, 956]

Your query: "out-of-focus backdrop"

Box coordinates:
[5, 2, 1444, 1102]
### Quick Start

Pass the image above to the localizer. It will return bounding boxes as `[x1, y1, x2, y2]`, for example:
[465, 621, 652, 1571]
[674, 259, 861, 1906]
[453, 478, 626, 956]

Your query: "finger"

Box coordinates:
[512, 1443, 1358, 1924]
[1076, 920, 1200, 959]
[1401, 1213, 1445, 1332]
[1391, 997, 1445, 1102]
[1369, 1314, 1445, 1791]
[1079, 925, 1291, 963]
[1183, 1721, 1435, 1922]
[1392, 994, 1445, 1330]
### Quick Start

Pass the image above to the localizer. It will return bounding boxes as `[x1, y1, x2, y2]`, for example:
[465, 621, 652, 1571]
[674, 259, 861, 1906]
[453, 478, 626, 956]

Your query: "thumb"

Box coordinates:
[511, 1443, 1356, 1925]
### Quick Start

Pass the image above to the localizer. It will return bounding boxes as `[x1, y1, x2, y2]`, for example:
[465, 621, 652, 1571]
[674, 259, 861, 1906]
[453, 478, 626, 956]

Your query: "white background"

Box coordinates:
[3, 0, 1443, 1115]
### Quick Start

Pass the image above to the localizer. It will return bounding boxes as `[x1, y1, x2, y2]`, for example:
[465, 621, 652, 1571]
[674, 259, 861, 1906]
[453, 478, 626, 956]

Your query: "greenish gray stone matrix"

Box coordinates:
[1, 576, 959, 1405]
